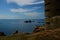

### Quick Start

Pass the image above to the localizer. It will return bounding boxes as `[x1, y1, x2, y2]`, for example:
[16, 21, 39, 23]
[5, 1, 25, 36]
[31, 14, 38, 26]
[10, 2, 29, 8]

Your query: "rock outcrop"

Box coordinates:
[0, 32, 6, 36]
[45, 0, 60, 30]
[32, 26, 46, 33]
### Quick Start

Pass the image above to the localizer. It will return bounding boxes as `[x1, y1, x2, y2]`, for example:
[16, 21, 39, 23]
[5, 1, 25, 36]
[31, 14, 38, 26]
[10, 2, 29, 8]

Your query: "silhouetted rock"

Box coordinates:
[24, 21, 28, 23]
[13, 30, 19, 35]
[25, 33, 30, 35]
[15, 30, 19, 33]
[24, 20, 34, 23]
[0, 32, 6, 36]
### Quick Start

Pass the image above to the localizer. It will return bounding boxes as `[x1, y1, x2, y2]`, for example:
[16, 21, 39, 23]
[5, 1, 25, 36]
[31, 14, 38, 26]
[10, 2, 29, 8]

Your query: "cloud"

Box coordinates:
[10, 6, 43, 18]
[23, 12, 44, 19]
[10, 8, 41, 17]
[7, 0, 44, 6]
[0, 14, 18, 19]
[6, 0, 44, 19]
[24, 12, 39, 17]
[10, 8, 39, 17]
[10, 6, 41, 13]
[10, 8, 28, 13]
[34, 7, 41, 8]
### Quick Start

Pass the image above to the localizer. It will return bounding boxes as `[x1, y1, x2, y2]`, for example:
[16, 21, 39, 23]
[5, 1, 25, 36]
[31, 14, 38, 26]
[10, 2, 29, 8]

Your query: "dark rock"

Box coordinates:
[32, 26, 45, 33]
[25, 33, 30, 35]
[13, 30, 19, 34]
[0, 32, 6, 36]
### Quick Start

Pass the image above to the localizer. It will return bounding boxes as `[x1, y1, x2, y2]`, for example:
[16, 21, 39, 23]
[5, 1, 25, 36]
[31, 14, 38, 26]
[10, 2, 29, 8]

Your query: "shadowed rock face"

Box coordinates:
[45, 16, 60, 30]
[45, 0, 60, 30]
[50, 16, 60, 29]
[45, 0, 60, 17]
[0, 32, 6, 36]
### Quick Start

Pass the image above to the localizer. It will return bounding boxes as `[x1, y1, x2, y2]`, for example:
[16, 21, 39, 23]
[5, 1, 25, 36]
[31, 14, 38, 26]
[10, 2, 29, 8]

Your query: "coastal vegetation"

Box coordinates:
[0, 26, 60, 40]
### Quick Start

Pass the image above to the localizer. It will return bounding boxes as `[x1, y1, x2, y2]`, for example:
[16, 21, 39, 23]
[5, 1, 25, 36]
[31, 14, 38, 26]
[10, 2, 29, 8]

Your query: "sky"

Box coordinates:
[0, 0, 45, 19]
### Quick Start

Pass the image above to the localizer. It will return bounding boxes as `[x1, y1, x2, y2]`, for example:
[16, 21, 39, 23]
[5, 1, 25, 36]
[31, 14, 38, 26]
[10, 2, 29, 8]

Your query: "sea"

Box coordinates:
[0, 19, 45, 35]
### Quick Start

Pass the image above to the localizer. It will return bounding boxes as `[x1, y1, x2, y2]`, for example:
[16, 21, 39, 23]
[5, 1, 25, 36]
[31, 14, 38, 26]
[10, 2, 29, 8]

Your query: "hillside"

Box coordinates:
[0, 28, 60, 40]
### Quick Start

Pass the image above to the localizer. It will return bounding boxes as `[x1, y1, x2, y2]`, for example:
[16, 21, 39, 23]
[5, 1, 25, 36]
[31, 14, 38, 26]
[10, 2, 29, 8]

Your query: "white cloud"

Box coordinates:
[10, 6, 41, 13]
[33, 7, 41, 9]
[10, 7, 42, 18]
[10, 8, 41, 17]
[24, 12, 39, 17]
[23, 12, 44, 19]
[0, 14, 18, 19]
[6, 0, 44, 19]
[10, 8, 38, 17]
[7, 0, 44, 6]
[10, 8, 28, 13]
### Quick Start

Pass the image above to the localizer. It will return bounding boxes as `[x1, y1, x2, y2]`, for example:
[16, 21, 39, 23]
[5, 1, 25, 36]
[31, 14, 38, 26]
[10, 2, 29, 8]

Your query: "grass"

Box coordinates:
[0, 28, 60, 40]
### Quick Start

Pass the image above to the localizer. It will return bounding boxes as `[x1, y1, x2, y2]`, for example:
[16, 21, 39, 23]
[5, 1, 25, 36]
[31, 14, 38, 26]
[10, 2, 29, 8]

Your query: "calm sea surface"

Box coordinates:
[0, 19, 45, 35]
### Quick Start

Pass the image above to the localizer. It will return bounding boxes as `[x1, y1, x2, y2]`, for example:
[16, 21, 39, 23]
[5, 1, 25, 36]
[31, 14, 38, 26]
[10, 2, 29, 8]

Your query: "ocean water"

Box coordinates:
[0, 19, 45, 35]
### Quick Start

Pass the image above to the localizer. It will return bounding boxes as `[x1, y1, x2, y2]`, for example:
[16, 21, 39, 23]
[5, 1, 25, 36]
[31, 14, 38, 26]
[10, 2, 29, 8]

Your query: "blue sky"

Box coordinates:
[0, 0, 44, 19]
